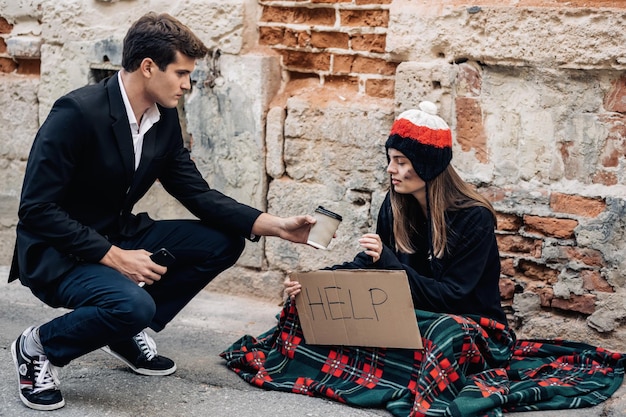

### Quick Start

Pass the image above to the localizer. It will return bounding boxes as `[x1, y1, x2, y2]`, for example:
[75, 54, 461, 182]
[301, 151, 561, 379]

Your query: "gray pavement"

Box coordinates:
[1, 265, 625, 417]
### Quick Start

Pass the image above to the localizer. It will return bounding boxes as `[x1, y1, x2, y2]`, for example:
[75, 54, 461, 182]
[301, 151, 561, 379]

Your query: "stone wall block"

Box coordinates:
[0, 76, 39, 160]
[587, 292, 626, 333]
[265, 179, 375, 272]
[265, 106, 286, 179]
[394, 61, 456, 123]
[387, 4, 626, 69]
[184, 53, 280, 269]
[283, 95, 393, 188]
[6, 35, 41, 58]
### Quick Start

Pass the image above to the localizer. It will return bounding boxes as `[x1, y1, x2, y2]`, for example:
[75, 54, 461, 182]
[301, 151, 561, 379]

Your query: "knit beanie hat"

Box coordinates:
[385, 101, 452, 182]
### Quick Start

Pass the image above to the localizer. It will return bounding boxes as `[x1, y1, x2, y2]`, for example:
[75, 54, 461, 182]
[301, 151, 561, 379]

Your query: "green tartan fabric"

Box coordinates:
[220, 301, 625, 417]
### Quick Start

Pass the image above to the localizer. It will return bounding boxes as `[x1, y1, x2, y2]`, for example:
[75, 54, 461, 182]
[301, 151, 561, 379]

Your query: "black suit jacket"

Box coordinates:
[9, 74, 262, 287]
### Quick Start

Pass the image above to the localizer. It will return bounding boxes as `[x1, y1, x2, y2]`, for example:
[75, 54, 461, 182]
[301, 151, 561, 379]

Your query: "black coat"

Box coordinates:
[9, 74, 261, 287]
[330, 193, 507, 324]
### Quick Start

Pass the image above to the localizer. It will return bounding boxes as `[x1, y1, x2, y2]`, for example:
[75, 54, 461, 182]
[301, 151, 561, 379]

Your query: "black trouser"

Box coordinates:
[31, 220, 245, 367]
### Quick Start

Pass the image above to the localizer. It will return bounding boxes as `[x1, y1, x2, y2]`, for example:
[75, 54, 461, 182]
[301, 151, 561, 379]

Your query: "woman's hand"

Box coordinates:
[359, 233, 383, 263]
[283, 276, 302, 301]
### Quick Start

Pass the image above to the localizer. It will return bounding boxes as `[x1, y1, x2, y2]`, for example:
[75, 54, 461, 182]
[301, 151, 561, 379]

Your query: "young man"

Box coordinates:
[8, 12, 314, 411]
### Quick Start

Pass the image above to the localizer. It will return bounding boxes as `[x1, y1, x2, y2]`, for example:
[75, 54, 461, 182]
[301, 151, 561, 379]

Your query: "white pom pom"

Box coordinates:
[419, 101, 438, 115]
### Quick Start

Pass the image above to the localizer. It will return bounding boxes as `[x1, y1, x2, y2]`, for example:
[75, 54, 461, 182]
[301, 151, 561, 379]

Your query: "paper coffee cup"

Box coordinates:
[307, 206, 342, 249]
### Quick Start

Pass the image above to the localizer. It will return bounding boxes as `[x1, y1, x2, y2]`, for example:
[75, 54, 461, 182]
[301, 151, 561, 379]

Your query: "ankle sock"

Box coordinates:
[23, 326, 45, 358]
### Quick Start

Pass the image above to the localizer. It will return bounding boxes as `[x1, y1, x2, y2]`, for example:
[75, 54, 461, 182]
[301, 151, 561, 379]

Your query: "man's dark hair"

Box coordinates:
[122, 12, 209, 72]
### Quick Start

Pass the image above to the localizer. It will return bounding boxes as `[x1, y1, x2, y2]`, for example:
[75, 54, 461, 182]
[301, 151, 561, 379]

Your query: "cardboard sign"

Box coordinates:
[293, 270, 423, 349]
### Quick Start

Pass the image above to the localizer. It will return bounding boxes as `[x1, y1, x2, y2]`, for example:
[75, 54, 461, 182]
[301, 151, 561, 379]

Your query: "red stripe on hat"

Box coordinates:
[390, 118, 452, 149]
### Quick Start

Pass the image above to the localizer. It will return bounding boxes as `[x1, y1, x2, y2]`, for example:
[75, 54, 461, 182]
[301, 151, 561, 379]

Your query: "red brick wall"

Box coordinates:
[259, 0, 396, 98]
[494, 192, 612, 317]
[0, 16, 40, 75]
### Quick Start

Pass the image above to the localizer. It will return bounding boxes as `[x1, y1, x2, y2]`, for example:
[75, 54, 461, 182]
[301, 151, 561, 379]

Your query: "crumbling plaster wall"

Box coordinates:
[1, 0, 626, 350]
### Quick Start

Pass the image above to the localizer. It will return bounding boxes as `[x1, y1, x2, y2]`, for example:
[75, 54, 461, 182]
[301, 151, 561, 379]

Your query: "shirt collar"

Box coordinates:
[117, 72, 160, 132]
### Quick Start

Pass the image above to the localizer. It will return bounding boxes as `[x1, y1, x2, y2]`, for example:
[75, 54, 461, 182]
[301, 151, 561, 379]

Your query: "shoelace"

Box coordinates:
[32, 356, 60, 394]
[133, 331, 158, 361]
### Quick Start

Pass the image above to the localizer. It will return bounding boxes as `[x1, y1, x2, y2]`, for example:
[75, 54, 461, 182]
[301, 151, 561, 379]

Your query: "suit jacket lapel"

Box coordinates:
[106, 74, 135, 187]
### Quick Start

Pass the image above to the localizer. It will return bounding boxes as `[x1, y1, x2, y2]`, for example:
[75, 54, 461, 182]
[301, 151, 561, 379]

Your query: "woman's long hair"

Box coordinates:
[390, 165, 496, 258]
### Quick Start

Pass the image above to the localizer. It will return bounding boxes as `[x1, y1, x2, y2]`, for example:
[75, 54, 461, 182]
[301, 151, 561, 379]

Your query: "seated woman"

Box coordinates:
[221, 102, 625, 417]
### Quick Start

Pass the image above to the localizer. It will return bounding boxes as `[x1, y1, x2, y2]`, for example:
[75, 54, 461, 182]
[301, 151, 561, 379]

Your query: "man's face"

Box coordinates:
[146, 51, 195, 108]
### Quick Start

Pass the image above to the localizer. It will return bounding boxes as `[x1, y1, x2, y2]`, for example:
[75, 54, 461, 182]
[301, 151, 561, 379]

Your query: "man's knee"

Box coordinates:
[110, 287, 156, 330]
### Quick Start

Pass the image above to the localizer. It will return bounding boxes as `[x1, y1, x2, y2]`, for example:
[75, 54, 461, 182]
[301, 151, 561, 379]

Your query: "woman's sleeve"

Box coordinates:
[402, 207, 497, 312]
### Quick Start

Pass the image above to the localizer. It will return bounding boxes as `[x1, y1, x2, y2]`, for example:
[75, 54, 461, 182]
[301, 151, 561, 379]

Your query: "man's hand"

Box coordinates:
[251, 213, 316, 244]
[100, 246, 167, 286]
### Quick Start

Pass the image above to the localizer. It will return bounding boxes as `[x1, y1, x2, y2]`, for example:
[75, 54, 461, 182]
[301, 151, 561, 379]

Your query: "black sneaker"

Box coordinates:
[101, 330, 176, 376]
[11, 327, 65, 411]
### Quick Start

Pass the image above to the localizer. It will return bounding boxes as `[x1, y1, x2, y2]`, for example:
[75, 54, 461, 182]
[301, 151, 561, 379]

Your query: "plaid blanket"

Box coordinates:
[220, 301, 625, 417]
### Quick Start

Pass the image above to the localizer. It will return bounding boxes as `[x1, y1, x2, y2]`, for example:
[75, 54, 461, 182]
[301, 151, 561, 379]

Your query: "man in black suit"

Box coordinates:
[9, 12, 315, 411]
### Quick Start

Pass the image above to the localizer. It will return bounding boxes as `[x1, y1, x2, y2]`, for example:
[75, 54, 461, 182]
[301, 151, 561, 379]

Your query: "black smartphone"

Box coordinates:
[150, 248, 176, 267]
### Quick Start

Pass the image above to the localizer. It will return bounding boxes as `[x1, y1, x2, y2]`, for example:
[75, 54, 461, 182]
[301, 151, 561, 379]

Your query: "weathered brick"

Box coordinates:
[351, 33, 386, 53]
[456, 97, 488, 163]
[563, 247, 605, 268]
[514, 276, 549, 295]
[16, 58, 40, 75]
[339, 9, 389, 27]
[0, 57, 17, 73]
[0, 37, 6, 53]
[311, 0, 351, 3]
[262, 6, 335, 26]
[523, 215, 578, 239]
[537, 287, 554, 308]
[581, 270, 613, 293]
[259, 26, 285, 46]
[0, 17, 12, 34]
[324, 74, 359, 92]
[496, 213, 522, 232]
[332, 54, 355, 74]
[456, 62, 482, 97]
[496, 234, 542, 257]
[311, 31, 349, 49]
[365, 78, 394, 98]
[592, 171, 618, 186]
[551, 293, 596, 315]
[356, 0, 392, 3]
[518, 259, 559, 284]
[280, 50, 330, 72]
[549, 193, 606, 217]
[597, 114, 626, 168]
[350, 55, 397, 75]
[499, 278, 516, 300]
[604, 75, 626, 113]
[500, 257, 516, 276]
[284, 29, 310, 48]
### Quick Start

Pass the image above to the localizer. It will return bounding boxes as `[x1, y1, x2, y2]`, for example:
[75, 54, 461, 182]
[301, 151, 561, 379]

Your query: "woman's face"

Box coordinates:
[386, 148, 426, 200]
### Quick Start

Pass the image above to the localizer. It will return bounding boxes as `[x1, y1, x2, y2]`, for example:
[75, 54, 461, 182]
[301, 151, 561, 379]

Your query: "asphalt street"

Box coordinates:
[0, 265, 625, 417]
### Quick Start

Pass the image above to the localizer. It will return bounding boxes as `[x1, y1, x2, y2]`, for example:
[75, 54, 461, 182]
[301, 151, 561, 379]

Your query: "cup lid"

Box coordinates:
[315, 206, 343, 221]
